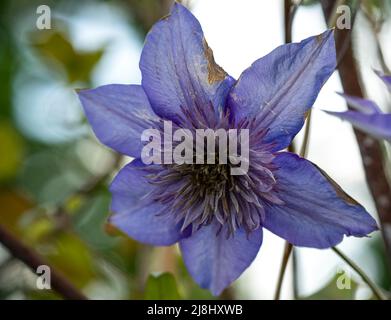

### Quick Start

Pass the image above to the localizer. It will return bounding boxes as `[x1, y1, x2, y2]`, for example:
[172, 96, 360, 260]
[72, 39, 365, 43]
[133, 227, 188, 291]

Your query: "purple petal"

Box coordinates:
[326, 110, 391, 141]
[109, 159, 184, 246]
[180, 221, 263, 295]
[78, 85, 159, 157]
[140, 3, 234, 124]
[375, 70, 391, 91]
[336, 92, 382, 114]
[228, 30, 336, 151]
[263, 153, 378, 249]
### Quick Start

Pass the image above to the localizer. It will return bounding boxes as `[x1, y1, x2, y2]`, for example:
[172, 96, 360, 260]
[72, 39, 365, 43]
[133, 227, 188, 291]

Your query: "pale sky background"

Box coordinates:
[13, 0, 391, 299]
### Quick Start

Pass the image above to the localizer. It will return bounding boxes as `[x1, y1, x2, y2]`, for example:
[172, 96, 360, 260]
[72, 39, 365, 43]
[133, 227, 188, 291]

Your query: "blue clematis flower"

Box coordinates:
[325, 71, 391, 142]
[78, 3, 378, 295]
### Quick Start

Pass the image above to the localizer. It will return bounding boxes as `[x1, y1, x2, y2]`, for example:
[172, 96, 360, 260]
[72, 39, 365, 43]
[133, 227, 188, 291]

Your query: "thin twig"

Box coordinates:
[284, 0, 303, 44]
[274, 112, 312, 300]
[284, 0, 292, 44]
[332, 247, 387, 300]
[274, 0, 304, 301]
[290, 110, 312, 299]
[274, 103, 312, 300]
[274, 243, 293, 300]
[291, 248, 299, 299]
[299, 109, 312, 158]
[0, 224, 87, 300]
[278, 93, 312, 301]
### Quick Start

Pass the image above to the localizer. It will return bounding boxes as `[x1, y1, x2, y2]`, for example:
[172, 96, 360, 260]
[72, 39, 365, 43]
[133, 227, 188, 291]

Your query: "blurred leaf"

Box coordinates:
[301, 273, 358, 300]
[0, 122, 24, 182]
[126, 0, 173, 36]
[73, 191, 118, 250]
[30, 31, 104, 84]
[177, 258, 214, 299]
[0, 190, 33, 234]
[23, 217, 54, 244]
[369, 235, 391, 291]
[44, 232, 97, 288]
[64, 194, 84, 214]
[0, 20, 15, 118]
[145, 272, 181, 299]
[102, 236, 141, 278]
[26, 289, 61, 300]
[19, 144, 92, 205]
[362, 0, 390, 22]
[362, 0, 384, 12]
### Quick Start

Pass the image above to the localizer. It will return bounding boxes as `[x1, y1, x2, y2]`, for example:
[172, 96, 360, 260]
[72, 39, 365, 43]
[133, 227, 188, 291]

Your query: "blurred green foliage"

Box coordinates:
[0, 0, 219, 300]
[126, 0, 173, 35]
[0, 0, 390, 301]
[20, 143, 94, 205]
[370, 235, 391, 291]
[0, 122, 24, 182]
[145, 273, 181, 299]
[301, 273, 359, 300]
[30, 31, 104, 84]
[362, 0, 390, 20]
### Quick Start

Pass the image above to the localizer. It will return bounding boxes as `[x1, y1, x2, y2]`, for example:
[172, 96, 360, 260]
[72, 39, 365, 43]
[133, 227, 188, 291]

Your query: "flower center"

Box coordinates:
[144, 146, 283, 237]
[188, 163, 232, 195]
[142, 109, 284, 237]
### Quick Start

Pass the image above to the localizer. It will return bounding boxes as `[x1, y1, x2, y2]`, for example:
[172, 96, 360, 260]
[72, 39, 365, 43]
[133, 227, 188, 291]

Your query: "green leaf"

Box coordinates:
[145, 273, 181, 300]
[0, 24, 14, 118]
[369, 235, 391, 291]
[300, 272, 358, 300]
[0, 190, 33, 234]
[72, 191, 118, 250]
[0, 122, 24, 182]
[19, 144, 92, 205]
[177, 258, 215, 299]
[45, 232, 97, 288]
[29, 30, 104, 84]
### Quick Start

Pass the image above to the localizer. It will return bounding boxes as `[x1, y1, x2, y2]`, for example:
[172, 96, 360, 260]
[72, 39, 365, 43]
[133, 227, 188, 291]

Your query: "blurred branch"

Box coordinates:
[125, 0, 174, 36]
[326, 0, 360, 68]
[0, 224, 87, 300]
[275, 114, 312, 299]
[290, 106, 313, 299]
[300, 109, 312, 158]
[361, 5, 390, 74]
[284, 0, 292, 43]
[291, 247, 299, 299]
[327, 0, 347, 27]
[284, 0, 303, 43]
[274, 242, 293, 300]
[275, 1, 304, 300]
[321, 0, 391, 270]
